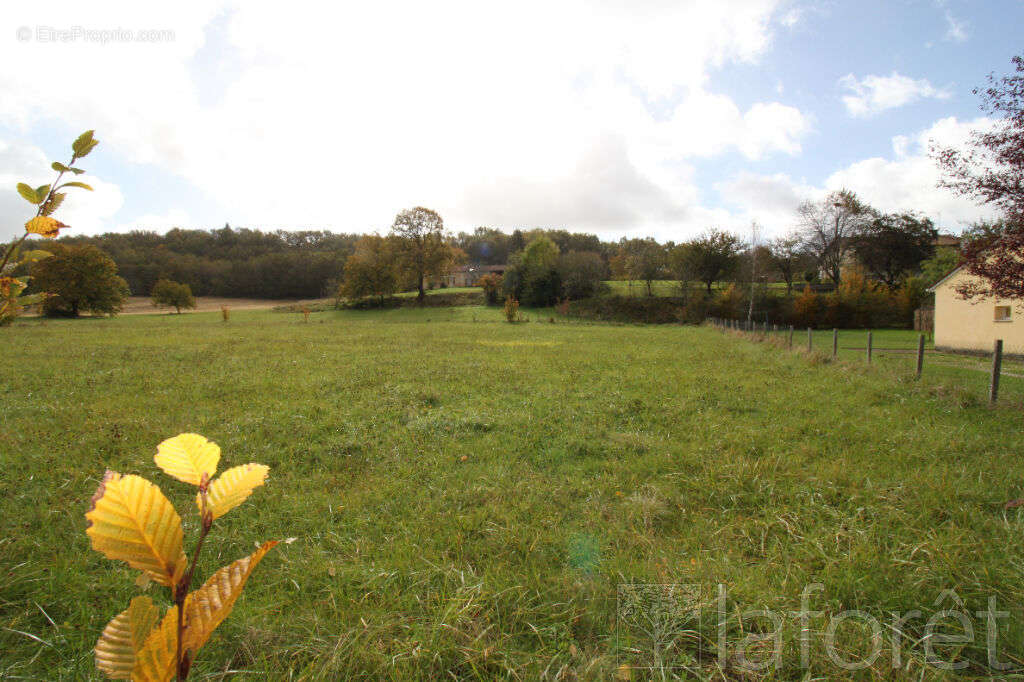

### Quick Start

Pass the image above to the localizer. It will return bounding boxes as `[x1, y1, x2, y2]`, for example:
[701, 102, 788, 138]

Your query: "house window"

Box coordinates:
[995, 305, 1012, 322]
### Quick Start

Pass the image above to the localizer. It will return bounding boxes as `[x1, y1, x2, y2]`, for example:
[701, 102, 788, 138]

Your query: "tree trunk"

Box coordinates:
[417, 273, 425, 302]
[705, 281, 713, 294]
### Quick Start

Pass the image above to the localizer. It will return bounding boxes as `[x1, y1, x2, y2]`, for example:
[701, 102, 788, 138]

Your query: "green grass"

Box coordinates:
[751, 326, 1024, 404]
[3, 307, 1024, 678]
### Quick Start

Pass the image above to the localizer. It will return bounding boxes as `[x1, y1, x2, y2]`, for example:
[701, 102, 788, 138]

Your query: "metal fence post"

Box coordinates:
[788, 325, 794, 349]
[832, 328, 838, 359]
[990, 339, 1003, 405]
[807, 327, 812, 352]
[866, 331, 873, 364]
[915, 334, 925, 379]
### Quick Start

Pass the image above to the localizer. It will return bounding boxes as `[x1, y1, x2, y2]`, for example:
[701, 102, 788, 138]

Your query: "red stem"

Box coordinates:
[176, 485, 212, 680]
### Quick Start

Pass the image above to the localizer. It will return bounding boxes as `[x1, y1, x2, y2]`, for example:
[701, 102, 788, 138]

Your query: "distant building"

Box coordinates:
[929, 266, 1024, 355]
[444, 264, 507, 288]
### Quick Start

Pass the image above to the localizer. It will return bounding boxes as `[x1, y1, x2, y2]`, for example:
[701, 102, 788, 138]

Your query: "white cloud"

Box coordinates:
[839, 72, 951, 117]
[944, 10, 968, 42]
[824, 116, 997, 228]
[0, 0, 809, 238]
[714, 117, 999, 238]
[0, 138, 123, 241]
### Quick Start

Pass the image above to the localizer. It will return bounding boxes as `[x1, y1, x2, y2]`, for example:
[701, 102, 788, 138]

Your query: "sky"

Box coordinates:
[1, 0, 1021, 243]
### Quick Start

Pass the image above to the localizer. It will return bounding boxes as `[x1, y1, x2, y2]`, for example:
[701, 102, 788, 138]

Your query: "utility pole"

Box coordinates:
[746, 221, 760, 329]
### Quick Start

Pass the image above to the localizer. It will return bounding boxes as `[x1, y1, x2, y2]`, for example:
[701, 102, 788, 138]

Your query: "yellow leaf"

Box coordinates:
[155, 433, 220, 486]
[132, 605, 179, 682]
[24, 216, 68, 238]
[85, 471, 187, 587]
[182, 541, 277, 655]
[94, 596, 161, 680]
[201, 464, 269, 520]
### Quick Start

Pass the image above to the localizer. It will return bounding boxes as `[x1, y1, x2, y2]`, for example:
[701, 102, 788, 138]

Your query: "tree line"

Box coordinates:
[28, 198, 955, 314]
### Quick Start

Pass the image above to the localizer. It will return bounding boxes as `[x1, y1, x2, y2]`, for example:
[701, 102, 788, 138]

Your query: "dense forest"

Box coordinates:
[58, 226, 617, 299]
[61, 227, 360, 298]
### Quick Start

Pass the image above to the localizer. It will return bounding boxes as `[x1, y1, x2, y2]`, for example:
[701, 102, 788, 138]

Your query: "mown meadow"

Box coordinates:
[3, 306, 1024, 679]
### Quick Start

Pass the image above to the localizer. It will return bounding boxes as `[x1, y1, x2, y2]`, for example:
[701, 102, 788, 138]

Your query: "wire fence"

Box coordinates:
[708, 317, 1024, 407]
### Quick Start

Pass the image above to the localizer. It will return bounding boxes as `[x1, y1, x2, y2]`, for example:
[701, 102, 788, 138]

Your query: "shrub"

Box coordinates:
[792, 285, 820, 327]
[716, 283, 745, 319]
[477, 273, 503, 305]
[504, 296, 521, 323]
[151, 278, 196, 314]
[568, 295, 687, 324]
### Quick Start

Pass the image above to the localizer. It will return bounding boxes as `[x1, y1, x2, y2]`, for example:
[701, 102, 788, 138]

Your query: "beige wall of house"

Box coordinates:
[933, 267, 1024, 354]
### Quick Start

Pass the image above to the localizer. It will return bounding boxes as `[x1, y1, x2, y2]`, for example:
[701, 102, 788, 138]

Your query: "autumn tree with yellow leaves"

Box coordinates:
[87, 433, 276, 680]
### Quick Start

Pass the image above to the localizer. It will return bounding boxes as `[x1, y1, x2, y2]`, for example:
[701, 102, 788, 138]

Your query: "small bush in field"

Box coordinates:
[504, 296, 520, 323]
[221, 305, 230, 322]
[477, 273, 503, 305]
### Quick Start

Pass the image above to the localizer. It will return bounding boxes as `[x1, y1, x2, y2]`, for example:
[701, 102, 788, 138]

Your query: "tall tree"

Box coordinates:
[557, 251, 605, 300]
[31, 243, 129, 317]
[766, 233, 808, 295]
[934, 55, 1024, 300]
[339, 234, 399, 305]
[150, 278, 196, 313]
[504, 235, 562, 306]
[390, 207, 455, 301]
[919, 246, 961, 287]
[852, 213, 937, 288]
[672, 229, 742, 294]
[796, 189, 873, 285]
[618, 238, 666, 296]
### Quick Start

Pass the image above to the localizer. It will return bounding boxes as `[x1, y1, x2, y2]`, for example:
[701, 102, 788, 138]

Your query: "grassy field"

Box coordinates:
[3, 306, 1024, 679]
[752, 326, 1024, 405]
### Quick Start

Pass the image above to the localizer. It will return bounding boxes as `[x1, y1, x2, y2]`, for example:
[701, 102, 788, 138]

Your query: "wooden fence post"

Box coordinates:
[990, 339, 1003, 405]
[788, 325, 794, 349]
[807, 327, 812, 352]
[915, 334, 925, 380]
[832, 328, 838, 359]
[866, 331, 873, 364]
